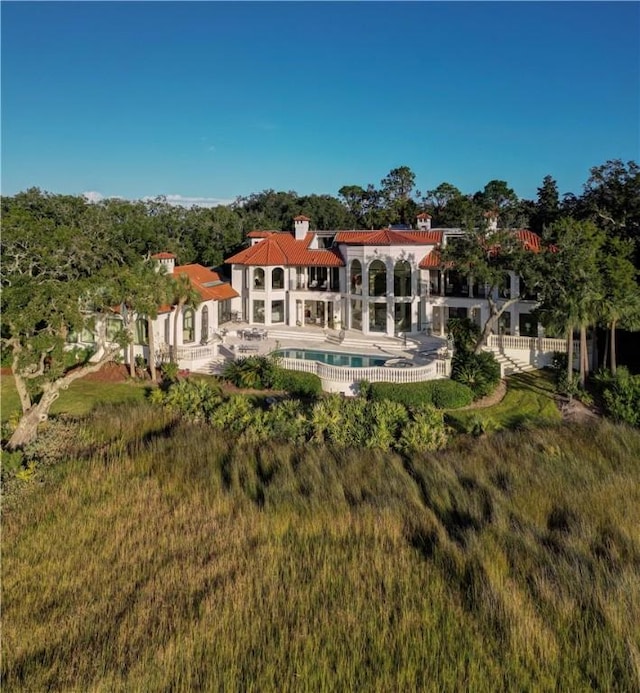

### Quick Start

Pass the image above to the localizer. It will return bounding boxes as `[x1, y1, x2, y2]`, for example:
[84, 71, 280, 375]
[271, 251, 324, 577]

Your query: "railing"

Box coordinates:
[277, 357, 450, 385]
[487, 335, 568, 352]
[156, 344, 217, 363]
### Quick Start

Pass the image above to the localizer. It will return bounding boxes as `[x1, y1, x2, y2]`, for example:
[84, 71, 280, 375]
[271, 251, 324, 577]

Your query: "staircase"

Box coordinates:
[485, 347, 535, 376]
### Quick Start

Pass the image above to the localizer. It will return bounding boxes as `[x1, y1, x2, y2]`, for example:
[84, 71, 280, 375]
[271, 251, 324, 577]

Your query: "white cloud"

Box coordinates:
[83, 191, 104, 203]
[160, 194, 235, 209]
[83, 191, 234, 208]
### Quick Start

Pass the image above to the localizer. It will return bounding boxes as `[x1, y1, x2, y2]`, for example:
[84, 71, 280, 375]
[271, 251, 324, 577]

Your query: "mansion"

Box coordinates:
[224, 214, 542, 339]
[70, 213, 570, 388]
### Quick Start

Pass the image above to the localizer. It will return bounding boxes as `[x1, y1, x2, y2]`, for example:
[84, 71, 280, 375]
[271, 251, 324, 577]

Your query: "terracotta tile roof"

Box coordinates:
[225, 232, 344, 267]
[416, 212, 432, 219]
[514, 229, 542, 251]
[293, 215, 311, 221]
[247, 230, 273, 238]
[151, 252, 176, 259]
[174, 264, 239, 302]
[335, 229, 443, 245]
[419, 229, 544, 269]
[419, 249, 442, 269]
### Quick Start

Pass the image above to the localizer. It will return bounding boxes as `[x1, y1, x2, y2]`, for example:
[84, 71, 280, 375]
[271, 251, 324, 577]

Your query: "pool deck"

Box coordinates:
[209, 323, 448, 372]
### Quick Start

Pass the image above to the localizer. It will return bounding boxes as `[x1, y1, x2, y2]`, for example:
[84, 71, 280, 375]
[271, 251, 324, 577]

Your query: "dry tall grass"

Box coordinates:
[2, 405, 640, 691]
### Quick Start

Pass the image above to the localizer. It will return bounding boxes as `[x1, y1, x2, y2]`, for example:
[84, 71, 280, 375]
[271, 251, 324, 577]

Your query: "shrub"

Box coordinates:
[367, 399, 409, 451]
[396, 405, 449, 453]
[369, 379, 473, 409]
[160, 361, 180, 384]
[221, 356, 280, 390]
[427, 380, 474, 409]
[272, 369, 322, 397]
[451, 351, 500, 399]
[595, 368, 640, 427]
[262, 399, 310, 444]
[446, 317, 481, 353]
[159, 379, 223, 423]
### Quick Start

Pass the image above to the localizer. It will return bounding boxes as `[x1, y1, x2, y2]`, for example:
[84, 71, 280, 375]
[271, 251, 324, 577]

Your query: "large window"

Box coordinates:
[218, 300, 231, 324]
[183, 308, 195, 343]
[394, 303, 411, 333]
[350, 299, 362, 330]
[80, 327, 95, 343]
[135, 318, 148, 345]
[445, 270, 468, 297]
[369, 260, 386, 297]
[253, 268, 265, 290]
[106, 317, 122, 341]
[519, 314, 537, 337]
[272, 267, 284, 290]
[350, 260, 363, 294]
[253, 300, 265, 324]
[394, 260, 411, 297]
[498, 311, 511, 335]
[201, 306, 209, 341]
[271, 300, 285, 323]
[369, 302, 387, 332]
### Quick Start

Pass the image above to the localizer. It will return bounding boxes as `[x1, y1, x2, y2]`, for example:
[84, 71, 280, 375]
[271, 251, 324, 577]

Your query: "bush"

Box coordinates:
[594, 368, 640, 427]
[155, 379, 223, 423]
[369, 379, 473, 409]
[272, 369, 322, 397]
[451, 351, 500, 399]
[428, 380, 475, 409]
[221, 356, 280, 390]
[397, 405, 449, 453]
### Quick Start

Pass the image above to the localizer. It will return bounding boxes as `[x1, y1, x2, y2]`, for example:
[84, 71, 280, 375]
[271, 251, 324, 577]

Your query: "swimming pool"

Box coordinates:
[273, 349, 391, 367]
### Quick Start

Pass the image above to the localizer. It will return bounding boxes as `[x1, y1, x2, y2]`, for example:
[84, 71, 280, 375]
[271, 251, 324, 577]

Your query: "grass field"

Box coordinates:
[2, 397, 639, 691]
[0, 373, 148, 423]
[446, 370, 562, 432]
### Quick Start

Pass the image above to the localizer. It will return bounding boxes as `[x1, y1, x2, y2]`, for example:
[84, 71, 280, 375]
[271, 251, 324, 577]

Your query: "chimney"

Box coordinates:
[151, 252, 176, 273]
[416, 212, 432, 231]
[484, 210, 498, 231]
[294, 215, 310, 240]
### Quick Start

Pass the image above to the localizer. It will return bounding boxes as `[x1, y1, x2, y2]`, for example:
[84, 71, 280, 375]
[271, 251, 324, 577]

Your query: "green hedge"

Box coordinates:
[274, 369, 322, 397]
[369, 379, 474, 409]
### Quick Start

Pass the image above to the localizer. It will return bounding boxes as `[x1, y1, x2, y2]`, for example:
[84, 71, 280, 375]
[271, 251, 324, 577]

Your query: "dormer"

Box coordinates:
[294, 215, 310, 240]
[416, 212, 432, 231]
[151, 252, 176, 273]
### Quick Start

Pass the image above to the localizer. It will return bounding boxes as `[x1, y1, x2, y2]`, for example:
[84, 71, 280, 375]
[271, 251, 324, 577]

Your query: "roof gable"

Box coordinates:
[226, 232, 344, 267]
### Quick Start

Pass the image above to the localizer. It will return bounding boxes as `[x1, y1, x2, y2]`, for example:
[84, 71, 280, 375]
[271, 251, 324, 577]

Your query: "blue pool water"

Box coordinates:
[273, 349, 391, 367]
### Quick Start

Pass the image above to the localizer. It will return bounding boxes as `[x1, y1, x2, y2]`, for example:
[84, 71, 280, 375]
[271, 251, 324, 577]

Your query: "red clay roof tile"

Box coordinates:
[226, 232, 344, 267]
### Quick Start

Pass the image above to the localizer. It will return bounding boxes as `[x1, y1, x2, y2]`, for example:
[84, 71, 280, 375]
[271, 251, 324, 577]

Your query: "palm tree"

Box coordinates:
[535, 219, 604, 389]
[169, 275, 198, 365]
[169, 272, 201, 364]
[599, 239, 640, 375]
[137, 262, 173, 382]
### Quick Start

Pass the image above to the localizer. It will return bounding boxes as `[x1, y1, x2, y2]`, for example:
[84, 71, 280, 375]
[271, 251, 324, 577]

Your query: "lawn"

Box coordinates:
[0, 373, 148, 422]
[446, 369, 562, 433]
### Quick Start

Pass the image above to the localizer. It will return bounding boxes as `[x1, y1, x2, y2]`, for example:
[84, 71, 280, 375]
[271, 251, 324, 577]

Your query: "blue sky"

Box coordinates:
[2, 1, 638, 205]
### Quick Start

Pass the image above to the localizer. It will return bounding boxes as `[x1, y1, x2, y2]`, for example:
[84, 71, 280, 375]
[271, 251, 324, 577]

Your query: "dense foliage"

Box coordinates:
[593, 367, 640, 427]
[151, 378, 449, 454]
[2, 403, 639, 691]
[368, 379, 474, 409]
[451, 350, 502, 399]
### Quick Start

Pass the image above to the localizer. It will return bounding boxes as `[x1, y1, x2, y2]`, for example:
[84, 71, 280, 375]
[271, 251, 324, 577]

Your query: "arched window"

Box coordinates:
[394, 260, 411, 297]
[135, 318, 148, 345]
[350, 260, 362, 294]
[368, 260, 387, 297]
[183, 308, 195, 343]
[253, 268, 265, 290]
[106, 317, 123, 341]
[201, 305, 209, 342]
[272, 267, 284, 290]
